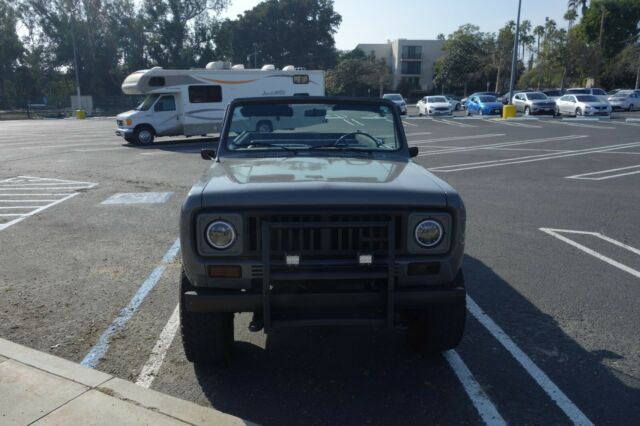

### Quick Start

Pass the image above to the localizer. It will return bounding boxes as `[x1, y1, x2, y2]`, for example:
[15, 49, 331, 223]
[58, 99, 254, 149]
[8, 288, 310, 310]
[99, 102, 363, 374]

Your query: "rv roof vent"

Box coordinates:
[261, 64, 276, 71]
[295, 66, 307, 71]
[150, 66, 163, 71]
[282, 65, 295, 71]
[231, 64, 245, 70]
[206, 61, 231, 70]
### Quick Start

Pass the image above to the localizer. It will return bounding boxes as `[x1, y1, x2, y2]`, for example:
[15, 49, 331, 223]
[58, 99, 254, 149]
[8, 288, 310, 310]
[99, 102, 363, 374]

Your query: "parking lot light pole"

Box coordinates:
[508, 0, 522, 104]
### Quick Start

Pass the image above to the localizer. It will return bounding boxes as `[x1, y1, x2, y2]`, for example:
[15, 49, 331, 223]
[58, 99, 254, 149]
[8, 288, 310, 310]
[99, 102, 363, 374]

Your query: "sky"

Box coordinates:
[223, 0, 571, 50]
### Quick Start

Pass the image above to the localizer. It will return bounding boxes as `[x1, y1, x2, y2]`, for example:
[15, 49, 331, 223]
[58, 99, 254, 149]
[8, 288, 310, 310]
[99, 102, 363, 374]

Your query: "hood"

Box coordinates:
[578, 101, 609, 108]
[117, 110, 139, 119]
[428, 102, 451, 109]
[200, 156, 449, 208]
[480, 101, 503, 108]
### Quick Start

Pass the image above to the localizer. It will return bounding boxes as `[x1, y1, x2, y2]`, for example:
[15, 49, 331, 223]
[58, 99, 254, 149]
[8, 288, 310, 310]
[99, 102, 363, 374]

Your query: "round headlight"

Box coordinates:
[206, 221, 236, 249]
[414, 219, 443, 248]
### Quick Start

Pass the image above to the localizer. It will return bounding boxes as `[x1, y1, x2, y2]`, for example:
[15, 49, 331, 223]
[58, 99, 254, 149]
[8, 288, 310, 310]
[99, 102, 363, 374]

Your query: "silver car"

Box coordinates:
[607, 90, 640, 111]
[382, 93, 407, 115]
[565, 88, 609, 103]
[512, 92, 556, 115]
[555, 94, 612, 117]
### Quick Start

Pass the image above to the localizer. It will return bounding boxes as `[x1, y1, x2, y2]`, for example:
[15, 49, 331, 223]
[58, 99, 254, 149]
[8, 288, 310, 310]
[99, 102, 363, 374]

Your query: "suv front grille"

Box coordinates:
[246, 213, 403, 257]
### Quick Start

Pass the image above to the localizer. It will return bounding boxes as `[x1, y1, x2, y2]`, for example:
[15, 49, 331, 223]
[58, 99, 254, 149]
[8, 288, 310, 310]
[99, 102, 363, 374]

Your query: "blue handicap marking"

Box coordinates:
[101, 192, 173, 205]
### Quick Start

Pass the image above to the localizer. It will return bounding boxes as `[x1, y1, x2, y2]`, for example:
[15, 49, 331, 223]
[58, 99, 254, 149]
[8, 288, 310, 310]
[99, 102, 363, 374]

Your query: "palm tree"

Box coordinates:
[534, 25, 545, 60]
[564, 9, 578, 30]
[519, 20, 532, 62]
[568, 0, 589, 17]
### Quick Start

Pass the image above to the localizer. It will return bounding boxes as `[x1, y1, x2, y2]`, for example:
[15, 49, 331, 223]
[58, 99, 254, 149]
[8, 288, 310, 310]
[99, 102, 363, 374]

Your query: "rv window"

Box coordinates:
[149, 77, 165, 87]
[154, 96, 176, 112]
[294, 93, 310, 96]
[189, 85, 222, 103]
[293, 75, 309, 84]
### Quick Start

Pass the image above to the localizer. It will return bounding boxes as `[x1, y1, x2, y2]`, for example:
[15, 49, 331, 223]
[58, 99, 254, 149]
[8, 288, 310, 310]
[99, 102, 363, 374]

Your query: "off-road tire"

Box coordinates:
[133, 125, 155, 145]
[180, 269, 234, 365]
[406, 271, 466, 354]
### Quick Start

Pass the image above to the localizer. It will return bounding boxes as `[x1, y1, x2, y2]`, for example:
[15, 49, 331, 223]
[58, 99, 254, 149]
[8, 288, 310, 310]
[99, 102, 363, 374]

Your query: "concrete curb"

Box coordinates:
[0, 338, 255, 426]
[625, 118, 640, 122]
[561, 116, 611, 121]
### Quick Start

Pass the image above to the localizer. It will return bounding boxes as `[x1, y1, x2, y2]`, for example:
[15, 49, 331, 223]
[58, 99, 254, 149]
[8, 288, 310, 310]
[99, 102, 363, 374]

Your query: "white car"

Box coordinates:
[607, 90, 640, 111]
[555, 94, 612, 117]
[417, 96, 453, 116]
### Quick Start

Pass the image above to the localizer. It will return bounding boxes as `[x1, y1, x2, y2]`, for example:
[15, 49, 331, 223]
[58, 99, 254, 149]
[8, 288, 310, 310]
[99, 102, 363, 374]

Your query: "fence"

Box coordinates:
[0, 95, 144, 120]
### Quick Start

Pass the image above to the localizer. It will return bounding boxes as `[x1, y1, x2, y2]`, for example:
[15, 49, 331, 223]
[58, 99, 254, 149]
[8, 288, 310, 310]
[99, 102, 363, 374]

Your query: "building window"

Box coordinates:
[402, 45, 422, 60]
[400, 77, 420, 88]
[401, 61, 421, 75]
[188, 85, 222, 103]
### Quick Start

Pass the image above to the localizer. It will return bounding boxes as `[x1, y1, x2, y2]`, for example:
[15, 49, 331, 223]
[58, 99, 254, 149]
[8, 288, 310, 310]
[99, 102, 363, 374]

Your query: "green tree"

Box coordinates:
[0, 0, 24, 107]
[326, 50, 391, 96]
[217, 0, 341, 69]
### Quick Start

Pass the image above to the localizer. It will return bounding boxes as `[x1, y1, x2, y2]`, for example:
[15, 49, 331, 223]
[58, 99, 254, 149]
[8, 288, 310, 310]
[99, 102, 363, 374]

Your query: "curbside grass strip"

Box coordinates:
[0, 338, 111, 387]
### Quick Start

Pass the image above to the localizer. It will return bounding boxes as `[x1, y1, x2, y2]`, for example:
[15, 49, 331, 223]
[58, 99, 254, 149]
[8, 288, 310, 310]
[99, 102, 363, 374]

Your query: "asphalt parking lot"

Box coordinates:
[1, 114, 639, 425]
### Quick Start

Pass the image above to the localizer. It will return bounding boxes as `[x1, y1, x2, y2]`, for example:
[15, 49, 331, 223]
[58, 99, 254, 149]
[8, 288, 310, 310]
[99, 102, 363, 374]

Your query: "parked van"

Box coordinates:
[115, 63, 325, 144]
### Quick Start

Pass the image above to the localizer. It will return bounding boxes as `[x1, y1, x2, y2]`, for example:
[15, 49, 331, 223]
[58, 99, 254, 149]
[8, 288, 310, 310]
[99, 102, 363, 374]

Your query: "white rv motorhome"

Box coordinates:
[115, 63, 325, 144]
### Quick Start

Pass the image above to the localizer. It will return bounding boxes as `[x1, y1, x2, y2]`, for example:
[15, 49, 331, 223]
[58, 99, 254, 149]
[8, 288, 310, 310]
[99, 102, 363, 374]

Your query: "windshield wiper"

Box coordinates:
[235, 141, 298, 152]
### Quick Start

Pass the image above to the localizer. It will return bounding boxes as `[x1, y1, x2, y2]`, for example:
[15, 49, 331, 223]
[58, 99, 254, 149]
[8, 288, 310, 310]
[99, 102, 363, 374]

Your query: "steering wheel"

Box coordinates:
[333, 130, 383, 147]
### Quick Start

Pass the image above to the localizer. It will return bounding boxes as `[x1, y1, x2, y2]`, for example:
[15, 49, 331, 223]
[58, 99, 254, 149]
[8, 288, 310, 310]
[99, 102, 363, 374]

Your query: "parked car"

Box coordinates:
[417, 96, 453, 116]
[444, 96, 462, 111]
[607, 90, 640, 111]
[555, 94, 612, 117]
[565, 88, 609, 103]
[382, 93, 407, 115]
[179, 96, 467, 364]
[466, 95, 503, 116]
[541, 89, 564, 102]
[512, 92, 556, 115]
[462, 92, 498, 109]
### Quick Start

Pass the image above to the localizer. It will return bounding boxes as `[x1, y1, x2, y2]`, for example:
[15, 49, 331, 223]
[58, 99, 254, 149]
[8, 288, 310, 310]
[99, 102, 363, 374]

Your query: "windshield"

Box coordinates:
[427, 97, 448, 103]
[225, 102, 400, 153]
[526, 93, 548, 100]
[383, 94, 403, 101]
[544, 90, 562, 96]
[478, 96, 497, 102]
[567, 89, 590, 94]
[136, 94, 159, 111]
[576, 95, 599, 102]
[612, 91, 632, 97]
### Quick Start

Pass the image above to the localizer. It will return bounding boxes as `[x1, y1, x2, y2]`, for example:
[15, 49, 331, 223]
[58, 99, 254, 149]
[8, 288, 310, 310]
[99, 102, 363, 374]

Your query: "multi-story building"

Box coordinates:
[355, 39, 444, 94]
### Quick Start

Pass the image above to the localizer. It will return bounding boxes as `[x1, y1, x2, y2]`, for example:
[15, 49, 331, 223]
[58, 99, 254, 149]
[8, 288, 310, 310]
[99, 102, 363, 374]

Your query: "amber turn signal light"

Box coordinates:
[207, 265, 242, 278]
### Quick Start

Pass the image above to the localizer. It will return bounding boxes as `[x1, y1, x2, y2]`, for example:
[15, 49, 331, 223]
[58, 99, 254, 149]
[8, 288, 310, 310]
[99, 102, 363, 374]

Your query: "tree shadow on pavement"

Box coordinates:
[192, 255, 640, 426]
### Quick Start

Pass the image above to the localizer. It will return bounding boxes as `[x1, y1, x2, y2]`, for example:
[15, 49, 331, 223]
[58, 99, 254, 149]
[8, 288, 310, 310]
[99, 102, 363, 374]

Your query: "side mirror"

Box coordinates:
[409, 146, 419, 158]
[201, 148, 217, 160]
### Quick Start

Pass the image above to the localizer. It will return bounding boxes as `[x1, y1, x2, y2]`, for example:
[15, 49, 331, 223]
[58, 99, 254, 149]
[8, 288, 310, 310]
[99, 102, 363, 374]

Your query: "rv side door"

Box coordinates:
[152, 95, 181, 137]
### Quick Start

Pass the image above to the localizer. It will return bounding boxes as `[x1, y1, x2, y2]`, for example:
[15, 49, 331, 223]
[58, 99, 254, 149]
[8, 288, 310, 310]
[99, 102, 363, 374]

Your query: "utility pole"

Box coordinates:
[508, 0, 522, 104]
[67, 0, 82, 111]
[635, 49, 640, 90]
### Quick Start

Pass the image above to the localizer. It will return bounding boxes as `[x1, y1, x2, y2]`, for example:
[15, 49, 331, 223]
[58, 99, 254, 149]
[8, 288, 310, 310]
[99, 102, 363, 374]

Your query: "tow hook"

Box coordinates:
[249, 313, 264, 332]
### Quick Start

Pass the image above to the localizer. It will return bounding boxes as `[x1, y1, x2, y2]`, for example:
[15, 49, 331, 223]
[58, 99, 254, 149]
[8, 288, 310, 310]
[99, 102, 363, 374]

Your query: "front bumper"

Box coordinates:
[482, 108, 502, 115]
[115, 127, 134, 137]
[583, 110, 610, 116]
[427, 110, 452, 116]
[530, 107, 555, 115]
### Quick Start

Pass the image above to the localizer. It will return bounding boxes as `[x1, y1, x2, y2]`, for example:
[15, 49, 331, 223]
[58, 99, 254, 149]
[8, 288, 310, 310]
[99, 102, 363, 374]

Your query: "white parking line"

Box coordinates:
[0, 176, 97, 231]
[546, 121, 615, 130]
[136, 305, 180, 388]
[540, 228, 640, 279]
[405, 131, 433, 137]
[81, 239, 181, 369]
[467, 296, 594, 426]
[418, 135, 588, 157]
[444, 350, 506, 425]
[488, 119, 541, 129]
[428, 141, 640, 172]
[433, 119, 475, 128]
[402, 120, 418, 127]
[410, 134, 505, 145]
[565, 164, 640, 180]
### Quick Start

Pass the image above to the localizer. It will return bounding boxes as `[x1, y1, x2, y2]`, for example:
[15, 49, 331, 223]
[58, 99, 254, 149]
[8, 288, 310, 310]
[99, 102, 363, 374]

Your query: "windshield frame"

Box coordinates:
[217, 97, 410, 160]
[427, 96, 448, 103]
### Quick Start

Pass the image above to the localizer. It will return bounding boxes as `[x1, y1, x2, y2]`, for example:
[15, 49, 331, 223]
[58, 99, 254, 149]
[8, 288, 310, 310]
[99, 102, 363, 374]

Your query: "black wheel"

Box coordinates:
[180, 269, 234, 365]
[554, 106, 560, 117]
[406, 271, 466, 354]
[124, 136, 134, 143]
[455, 104, 461, 111]
[629, 104, 634, 112]
[575, 108, 583, 117]
[133, 125, 155, 145]
[256, 120, 273, 133]
[524, 106, 531, 116]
